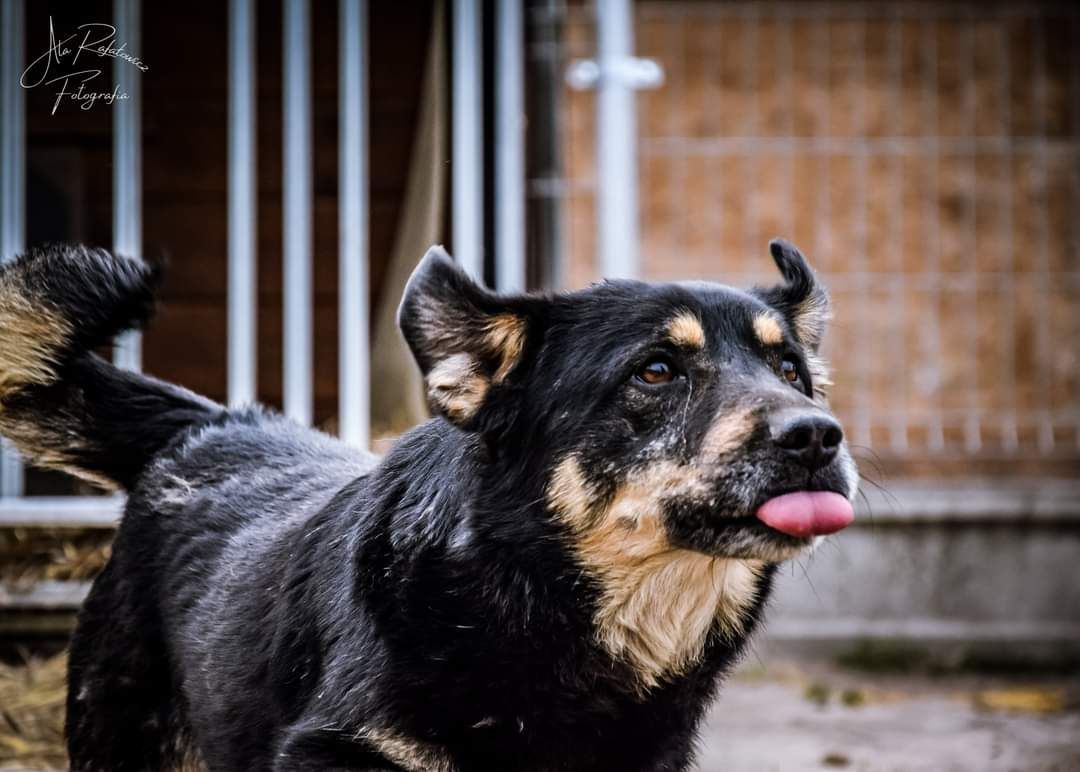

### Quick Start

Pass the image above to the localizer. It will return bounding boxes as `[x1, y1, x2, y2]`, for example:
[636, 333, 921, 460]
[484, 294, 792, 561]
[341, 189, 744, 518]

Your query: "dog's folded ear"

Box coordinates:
[397, 246, 533, 428]
[756, 239, 831, 351]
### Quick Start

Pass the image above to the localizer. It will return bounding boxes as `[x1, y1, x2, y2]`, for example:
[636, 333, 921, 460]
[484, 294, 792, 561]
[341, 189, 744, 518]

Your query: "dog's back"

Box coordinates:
[0, 247, 378, 769]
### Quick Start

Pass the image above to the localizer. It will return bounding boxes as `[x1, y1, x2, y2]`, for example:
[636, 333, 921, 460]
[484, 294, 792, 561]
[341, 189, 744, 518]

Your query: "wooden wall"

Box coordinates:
[562, 2, 1080, 478]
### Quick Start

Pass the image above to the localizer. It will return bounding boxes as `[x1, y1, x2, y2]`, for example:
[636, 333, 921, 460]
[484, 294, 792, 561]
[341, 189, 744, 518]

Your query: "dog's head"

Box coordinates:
[398, 240, 857, 565]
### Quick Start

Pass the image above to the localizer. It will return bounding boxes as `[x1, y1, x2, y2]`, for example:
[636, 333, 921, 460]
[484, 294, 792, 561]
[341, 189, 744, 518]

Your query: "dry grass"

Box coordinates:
[0, 529, 104, 768]
[0, 652, 67, 770]
[0, 529, 111, 589]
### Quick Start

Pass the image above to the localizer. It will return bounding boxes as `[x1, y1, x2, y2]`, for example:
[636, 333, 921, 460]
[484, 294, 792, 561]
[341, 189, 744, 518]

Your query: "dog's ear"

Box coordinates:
[397, 246, 532, 428]
[756, 239, 830, 351]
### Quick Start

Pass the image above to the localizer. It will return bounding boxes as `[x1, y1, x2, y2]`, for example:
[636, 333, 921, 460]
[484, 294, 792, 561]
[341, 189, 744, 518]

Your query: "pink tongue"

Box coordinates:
[755, 492, 854, 538]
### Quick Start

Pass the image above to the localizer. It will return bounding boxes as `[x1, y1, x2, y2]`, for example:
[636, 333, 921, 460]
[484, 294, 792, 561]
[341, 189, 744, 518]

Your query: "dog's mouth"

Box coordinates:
[752, 490, 854, 538]
[665, 483, 856, 560]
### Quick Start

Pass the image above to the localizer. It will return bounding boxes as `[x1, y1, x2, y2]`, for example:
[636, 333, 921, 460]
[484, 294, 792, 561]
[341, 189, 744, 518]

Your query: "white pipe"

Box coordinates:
[452, 0, 484, 280]
[112, 0, 143, 370]
[495, 0, 526, 292]
[338, 0, 370, 447]
[283, 0, 313, 425]
[228, 0, 258, 407]
[596, 0, 639, 279]
[1, 0, 25, 496]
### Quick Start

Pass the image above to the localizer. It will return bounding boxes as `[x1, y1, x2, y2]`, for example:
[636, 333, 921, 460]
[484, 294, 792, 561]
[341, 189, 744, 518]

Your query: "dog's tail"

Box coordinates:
[0, 245, 221, 490]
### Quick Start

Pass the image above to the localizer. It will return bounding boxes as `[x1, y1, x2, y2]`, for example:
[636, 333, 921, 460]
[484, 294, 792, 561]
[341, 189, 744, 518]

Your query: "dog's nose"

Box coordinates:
[770, 412, 843, 471]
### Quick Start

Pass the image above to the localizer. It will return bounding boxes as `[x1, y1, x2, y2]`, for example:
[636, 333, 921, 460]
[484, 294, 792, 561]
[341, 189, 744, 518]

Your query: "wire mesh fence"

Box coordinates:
[561, 0, 1080, 477]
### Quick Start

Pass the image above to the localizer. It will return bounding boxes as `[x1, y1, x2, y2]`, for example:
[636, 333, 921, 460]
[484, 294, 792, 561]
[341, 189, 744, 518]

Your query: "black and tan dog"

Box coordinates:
[0, 241, 856, 771]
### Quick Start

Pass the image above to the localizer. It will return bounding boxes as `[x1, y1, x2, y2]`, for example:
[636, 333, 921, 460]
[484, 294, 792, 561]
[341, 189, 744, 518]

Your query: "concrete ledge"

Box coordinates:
[854, 478, 1080, 523]
[766, 617, 1080, 643]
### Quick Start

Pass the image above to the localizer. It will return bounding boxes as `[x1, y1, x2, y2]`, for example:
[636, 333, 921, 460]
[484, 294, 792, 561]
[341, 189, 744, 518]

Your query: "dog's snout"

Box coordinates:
[770, 411, 843, 471]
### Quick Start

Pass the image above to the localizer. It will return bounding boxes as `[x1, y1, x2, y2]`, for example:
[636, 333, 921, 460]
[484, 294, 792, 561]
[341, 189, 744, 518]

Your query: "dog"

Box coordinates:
[0, 240, 856, 771]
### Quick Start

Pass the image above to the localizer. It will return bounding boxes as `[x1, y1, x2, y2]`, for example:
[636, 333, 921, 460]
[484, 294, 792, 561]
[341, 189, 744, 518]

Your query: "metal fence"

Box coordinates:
[562, 1, 1080, 475]
[0, 0, 529, 552]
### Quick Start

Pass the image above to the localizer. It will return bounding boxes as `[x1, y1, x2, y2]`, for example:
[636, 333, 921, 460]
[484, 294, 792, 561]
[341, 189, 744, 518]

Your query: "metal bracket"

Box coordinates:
[565, 56, 664, 91]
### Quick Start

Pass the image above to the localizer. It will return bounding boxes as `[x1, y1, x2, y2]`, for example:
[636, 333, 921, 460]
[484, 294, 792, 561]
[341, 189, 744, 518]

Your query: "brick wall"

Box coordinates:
[562, 1, 1080, 478]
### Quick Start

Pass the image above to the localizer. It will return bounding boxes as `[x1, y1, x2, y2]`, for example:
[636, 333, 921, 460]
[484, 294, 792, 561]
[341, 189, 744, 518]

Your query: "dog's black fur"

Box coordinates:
[0, 242, 856, 771]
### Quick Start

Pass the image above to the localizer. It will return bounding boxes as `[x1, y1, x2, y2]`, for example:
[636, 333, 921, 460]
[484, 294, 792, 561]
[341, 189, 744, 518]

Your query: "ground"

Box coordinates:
[697, 658, 1080, 772]
[1, 652, 1077, 771]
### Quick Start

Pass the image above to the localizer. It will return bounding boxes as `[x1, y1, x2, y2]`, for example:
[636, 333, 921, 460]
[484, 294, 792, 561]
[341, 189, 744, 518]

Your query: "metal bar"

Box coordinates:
[0, 0, 25, 497]
[453, 0, 484, 280]
[495, 0, 526, 292]
[595, 0, 640, 279]
[228, 0, 258, 407]
[112, 0, 142, 372]
[283, 0, 313, 425]
[0, 496, 124, 528]
[339, 0, 370, 448]
[0, 580, 91, 611]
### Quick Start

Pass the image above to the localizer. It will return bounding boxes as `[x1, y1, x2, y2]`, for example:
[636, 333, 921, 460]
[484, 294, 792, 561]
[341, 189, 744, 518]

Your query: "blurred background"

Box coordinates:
[0, 1, 1078, 769]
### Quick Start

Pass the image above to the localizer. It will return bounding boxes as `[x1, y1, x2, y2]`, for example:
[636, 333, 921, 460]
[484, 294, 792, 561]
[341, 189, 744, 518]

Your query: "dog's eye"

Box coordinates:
[637, 359, 676, 385]
[780, 358, 800, 384]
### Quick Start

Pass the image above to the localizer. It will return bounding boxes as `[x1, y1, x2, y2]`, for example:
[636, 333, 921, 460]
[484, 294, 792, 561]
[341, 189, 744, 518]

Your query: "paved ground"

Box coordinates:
[696, 660, 1080, 772]
[1, 654, 1076, 771]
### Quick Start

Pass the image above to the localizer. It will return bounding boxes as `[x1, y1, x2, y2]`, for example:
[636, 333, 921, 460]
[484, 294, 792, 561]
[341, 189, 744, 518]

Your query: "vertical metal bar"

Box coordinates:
[283, 0, 313, 425]
[453, 0, 484, 280]
[1, 0, 25, 497]
[596, 0, 640, 279]
[495, 0, 526, 292]
[339, 0, 370, 447]
[113, 0, 142, 372]
[228, 0, 258, 407]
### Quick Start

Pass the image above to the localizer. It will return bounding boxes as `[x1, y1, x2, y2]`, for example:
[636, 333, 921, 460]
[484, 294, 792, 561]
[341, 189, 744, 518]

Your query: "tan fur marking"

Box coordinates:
[666, 311, 705, 349]
[700, 407, 757, 460]
[0, 294, 71, 401]
[806, 351, 834, 399]
[792, 294, 830, 348]
[485, 313, 526, 382]
[752, 313, 784, 346]
[361, 727, 456, 772]
[548, 456, 763, 690]
[426, 353, 489, 422]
